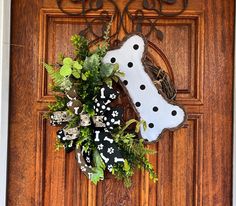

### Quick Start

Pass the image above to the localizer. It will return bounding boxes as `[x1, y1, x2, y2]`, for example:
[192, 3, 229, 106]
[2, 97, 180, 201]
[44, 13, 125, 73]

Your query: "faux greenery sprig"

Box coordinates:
[112, 120, 158, 187]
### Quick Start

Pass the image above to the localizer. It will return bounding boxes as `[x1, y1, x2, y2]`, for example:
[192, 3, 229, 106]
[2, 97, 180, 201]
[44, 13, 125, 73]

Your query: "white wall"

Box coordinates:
[0, 0, 11, 205]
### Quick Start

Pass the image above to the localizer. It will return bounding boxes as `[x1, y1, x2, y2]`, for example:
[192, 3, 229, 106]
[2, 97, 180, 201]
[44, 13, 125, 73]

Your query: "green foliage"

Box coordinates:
[72, 61, 82, 78]
[49, 84, 63, 92]
[48, 95, 67, 112]
[100, 63, 113, 78]
[55, 138, 64, 151]
[44, 63, 64, 85]
[95, 15, 113, 58]
[83, 104, 95, 117]
[112, 161, 133, 188]
[67, 114, 80, 128]
[57, 53, 64, 65]
[83, 54, 100, 71]
[59, 77, 73, 91]
[90, 150, 106, 184]
[117, 119, 147, 135]
[111, 120, 158, 187]
[71, 34, 88, 60]
[46, 31, 124, 102]
[100, 63, 124, 87]
[103, 16, 113, 42]
[60, 64, 72, 77]
[76, 58, 103, 101]
[59, 57, 83, 79]
[76, 127, 95, 152]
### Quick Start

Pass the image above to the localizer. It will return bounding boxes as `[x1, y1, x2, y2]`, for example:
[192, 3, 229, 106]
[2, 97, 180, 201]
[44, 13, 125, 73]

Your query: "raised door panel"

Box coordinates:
[8, 0, 234, 206]
[37, 7, 203, 206]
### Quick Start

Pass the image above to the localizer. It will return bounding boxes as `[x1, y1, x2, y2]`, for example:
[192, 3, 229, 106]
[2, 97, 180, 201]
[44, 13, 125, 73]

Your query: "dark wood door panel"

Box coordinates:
[8, 0, 234, 206]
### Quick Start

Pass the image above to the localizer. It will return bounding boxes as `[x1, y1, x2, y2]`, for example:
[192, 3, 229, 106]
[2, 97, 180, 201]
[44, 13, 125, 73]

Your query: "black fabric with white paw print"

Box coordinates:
[92, 86, 124, 172]
[103, 108, 123, 131]
[93, 86, 123, 128]
[93, 86, 119, 115]
[94, 129, 124, 172]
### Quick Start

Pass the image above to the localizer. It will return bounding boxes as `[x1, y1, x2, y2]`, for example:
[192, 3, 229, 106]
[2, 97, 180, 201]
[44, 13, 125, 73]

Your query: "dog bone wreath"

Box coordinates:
[44, 27, 186, 187]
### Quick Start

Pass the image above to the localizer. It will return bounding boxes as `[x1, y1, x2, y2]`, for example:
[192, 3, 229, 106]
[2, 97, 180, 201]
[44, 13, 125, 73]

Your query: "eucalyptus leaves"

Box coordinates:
[44, 32, 157, 187]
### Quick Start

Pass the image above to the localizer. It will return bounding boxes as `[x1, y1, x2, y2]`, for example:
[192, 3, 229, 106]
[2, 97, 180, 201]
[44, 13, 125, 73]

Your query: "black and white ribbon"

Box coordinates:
[50, 86, 125, 176]
[92, 86, 124, 172]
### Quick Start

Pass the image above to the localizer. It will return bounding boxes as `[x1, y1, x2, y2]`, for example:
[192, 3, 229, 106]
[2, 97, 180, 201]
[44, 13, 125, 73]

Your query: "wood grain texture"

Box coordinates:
[7, 0, 234, 205]
[202, 1, 234, 205]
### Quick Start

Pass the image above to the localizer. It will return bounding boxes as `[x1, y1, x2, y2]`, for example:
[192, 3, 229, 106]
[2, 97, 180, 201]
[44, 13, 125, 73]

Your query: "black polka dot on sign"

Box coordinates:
[171, 110, 177, 116]
[135, 102, 141, 107]
[110, 57, 116, 63]
[149, 123, 154, 128]
[128, 62, 133, 68]
[153, 106, 158, 112]
[123, 80, 128, 85]
[133, 44, 139, 50]
[140, 84, 145, 90]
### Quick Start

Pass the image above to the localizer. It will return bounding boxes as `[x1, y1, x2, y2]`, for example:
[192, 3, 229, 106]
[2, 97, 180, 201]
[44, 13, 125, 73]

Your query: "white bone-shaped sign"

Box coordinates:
[103, 34, 186, 142]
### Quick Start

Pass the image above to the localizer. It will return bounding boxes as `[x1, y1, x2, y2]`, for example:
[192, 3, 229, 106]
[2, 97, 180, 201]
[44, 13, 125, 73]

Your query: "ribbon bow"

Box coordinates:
[50, 86, 124, 178]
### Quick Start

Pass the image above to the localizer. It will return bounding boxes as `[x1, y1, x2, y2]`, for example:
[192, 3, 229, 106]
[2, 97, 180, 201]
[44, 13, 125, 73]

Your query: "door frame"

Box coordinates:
[0, 1, 235, 205]
[0, 0, 11, 205]
[233, 10, 236, 205]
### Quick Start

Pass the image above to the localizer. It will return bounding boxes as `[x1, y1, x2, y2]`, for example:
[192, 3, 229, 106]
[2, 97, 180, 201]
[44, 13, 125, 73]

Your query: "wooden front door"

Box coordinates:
[7, 0, 234, 205]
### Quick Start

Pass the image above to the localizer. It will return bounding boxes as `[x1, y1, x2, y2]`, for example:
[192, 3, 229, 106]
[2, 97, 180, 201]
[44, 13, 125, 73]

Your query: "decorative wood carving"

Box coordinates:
[55, 0, 189, 41]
